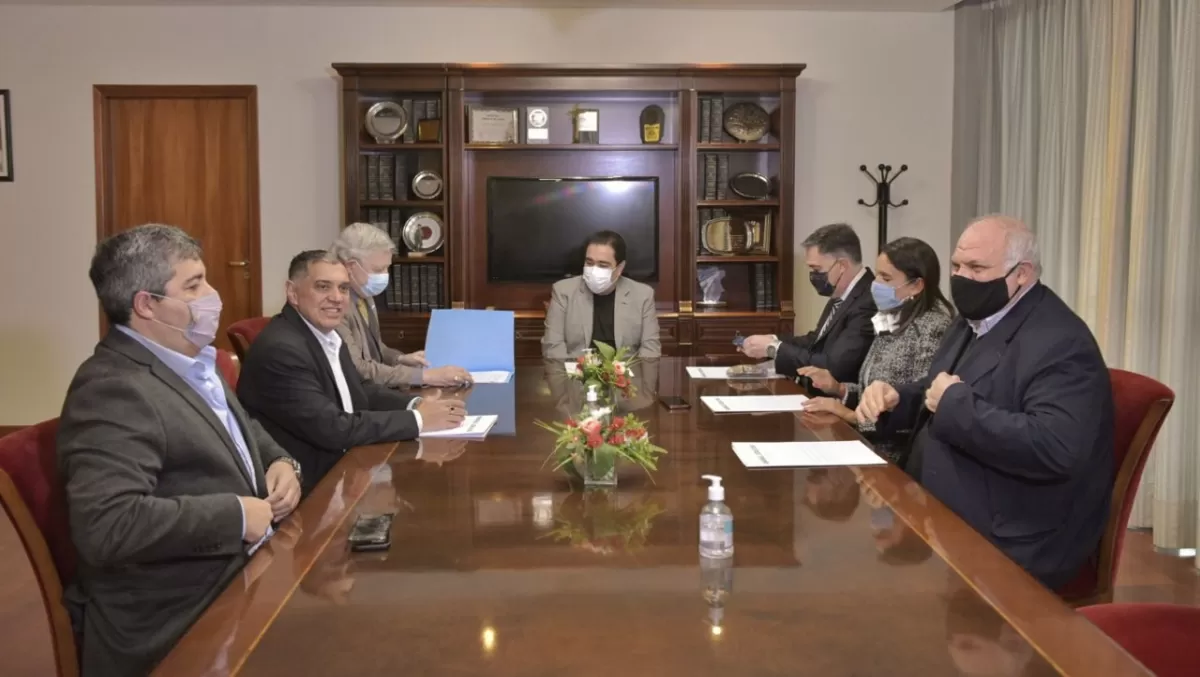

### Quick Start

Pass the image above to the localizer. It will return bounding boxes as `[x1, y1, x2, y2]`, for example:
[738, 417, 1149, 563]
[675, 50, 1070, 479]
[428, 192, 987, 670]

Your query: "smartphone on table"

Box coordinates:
[348, 513, 394, 552]
[659, 395, 690, 411]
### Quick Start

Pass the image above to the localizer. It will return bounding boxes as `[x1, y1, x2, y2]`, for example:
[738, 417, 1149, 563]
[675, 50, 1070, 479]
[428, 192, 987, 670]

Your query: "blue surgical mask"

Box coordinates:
[361, 272, 389, 297]
[871, 279, 916, 312]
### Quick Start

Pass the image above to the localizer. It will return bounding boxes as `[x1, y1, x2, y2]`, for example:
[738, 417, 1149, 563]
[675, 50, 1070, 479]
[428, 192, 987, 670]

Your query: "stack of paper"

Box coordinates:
[420, 415, 498, 439]
[686, 366, 784, 380]
[731, 441, 885, 468]
[701, 394, 808, 413]
[469, 371, 513, 384]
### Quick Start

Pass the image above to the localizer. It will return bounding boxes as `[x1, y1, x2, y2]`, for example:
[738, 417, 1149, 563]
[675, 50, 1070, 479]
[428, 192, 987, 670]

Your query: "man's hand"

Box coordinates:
[265, 460, 302, 520]
[924, 372, 962, 413]
[423, 365, 473, 387]
[398, 350, 430, 368]
[416, 396, 467, 431]
[856, 381, 899, 425]
[802, 396, 856, 424]
[739, 334, 775, 359]
[239, 497, 274, 542]
[797, 366, 842, 395]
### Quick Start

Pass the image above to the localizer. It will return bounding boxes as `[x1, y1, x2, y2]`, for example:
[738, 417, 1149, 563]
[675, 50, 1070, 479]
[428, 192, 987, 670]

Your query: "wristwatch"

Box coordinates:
[766, 337, 782, 359]
[274, 457, 303, 485]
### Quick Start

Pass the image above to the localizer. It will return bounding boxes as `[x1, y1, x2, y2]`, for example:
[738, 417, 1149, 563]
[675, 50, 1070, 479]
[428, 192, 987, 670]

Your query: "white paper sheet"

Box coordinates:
[564, 361, 579, 374]
[701, 394, 809, 413]
[469, 371, 512, 384]
[686, 366, 784, 380]
[419, 415, 498, 439]
[731, 441, 886, 468]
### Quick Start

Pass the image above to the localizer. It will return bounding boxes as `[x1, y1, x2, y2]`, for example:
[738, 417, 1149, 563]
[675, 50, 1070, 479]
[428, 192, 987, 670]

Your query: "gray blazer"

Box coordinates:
[57, 329, 292, 677]
[336, 292, 422, 387]
[541, 276, 661, 359]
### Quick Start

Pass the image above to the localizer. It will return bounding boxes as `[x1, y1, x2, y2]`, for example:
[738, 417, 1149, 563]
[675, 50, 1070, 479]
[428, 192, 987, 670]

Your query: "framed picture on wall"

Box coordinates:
[0, 90, 11, 181]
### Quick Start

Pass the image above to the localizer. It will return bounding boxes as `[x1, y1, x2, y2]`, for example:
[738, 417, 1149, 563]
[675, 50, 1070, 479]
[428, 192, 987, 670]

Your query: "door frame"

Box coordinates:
[92, 84, 262, 336]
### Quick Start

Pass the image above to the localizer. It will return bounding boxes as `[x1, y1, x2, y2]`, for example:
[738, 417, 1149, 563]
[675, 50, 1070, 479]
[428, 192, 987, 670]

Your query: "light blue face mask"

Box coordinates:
[871, 279, 915, 311]
[361, 272, 389, 297]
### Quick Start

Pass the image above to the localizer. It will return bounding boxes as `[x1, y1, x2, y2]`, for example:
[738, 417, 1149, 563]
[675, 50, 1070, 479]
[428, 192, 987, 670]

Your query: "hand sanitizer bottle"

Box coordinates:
[699, 474, 734, 558]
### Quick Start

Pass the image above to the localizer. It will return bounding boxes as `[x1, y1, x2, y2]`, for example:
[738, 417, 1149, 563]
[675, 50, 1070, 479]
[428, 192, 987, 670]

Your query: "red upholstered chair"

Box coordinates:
[1079, 603, 1200, 677]
[1059, 368, 1175, 606]
[0, 420, 79, 677]
[215, 348, 240, 389]
[226, 317, 270, 363]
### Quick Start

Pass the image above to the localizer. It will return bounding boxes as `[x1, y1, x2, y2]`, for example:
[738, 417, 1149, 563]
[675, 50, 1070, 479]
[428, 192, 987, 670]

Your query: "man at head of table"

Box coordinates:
[738, 223, 877, 385]
[856, 214, 1114, 590]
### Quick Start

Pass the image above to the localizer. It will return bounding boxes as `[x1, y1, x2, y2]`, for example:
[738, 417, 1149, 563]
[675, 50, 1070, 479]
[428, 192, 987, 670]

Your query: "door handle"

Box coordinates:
[228, 261, 249, 267]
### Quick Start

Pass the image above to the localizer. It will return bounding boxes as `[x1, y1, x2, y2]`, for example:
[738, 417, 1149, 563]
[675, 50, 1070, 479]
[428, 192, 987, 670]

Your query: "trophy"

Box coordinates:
[697, 266, 727, 308]
[640, 105, 664, 144]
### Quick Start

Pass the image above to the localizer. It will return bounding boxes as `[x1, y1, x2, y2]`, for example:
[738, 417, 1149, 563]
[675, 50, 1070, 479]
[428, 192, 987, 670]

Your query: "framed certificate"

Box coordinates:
[468, 106, 519, 145]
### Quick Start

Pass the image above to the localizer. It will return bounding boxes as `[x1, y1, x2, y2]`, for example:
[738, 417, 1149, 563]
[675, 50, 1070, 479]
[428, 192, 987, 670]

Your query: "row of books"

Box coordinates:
[383, 263, 445, 312]
[701, 153, 731, 201]
[698, 96, 729, 143]
[364, 208, 406, 250]
[752, 263, 779, 312]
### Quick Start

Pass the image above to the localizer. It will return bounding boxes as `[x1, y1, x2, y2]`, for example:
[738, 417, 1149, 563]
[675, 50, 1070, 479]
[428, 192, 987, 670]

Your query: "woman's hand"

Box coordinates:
[802, 396, 857, 424]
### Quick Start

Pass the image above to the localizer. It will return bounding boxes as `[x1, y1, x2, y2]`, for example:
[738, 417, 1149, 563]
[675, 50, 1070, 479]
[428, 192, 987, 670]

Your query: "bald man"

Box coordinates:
[856, 215, 1113, 590]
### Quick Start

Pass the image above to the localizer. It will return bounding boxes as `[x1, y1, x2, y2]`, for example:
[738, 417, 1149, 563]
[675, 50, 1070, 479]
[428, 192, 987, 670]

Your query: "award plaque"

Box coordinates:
[401, 212, 445, 256]
[363, 101, 407, 144]
[411, 170, 443, 200]
[468, 106, 519, 145]
[417, 119, 441, 143]
[571, 107, 599, 144]
[639, 105, 665, 144]
[525, 106, 550, 144]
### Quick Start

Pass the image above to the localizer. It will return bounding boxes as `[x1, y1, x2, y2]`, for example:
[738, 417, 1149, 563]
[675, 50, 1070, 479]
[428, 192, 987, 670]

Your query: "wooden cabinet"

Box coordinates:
[334, 63, 805, 357]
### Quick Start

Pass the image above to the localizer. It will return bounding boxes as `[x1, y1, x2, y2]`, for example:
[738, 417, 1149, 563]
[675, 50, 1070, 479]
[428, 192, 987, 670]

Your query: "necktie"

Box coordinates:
[357, 298, 370, 323]
[817, 299, 843, 341]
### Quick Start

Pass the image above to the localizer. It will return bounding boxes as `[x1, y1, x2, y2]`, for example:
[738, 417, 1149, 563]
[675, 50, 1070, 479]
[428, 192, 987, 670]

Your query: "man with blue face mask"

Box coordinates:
[58, 224, 302, 677]
[330, 222, 471, 388]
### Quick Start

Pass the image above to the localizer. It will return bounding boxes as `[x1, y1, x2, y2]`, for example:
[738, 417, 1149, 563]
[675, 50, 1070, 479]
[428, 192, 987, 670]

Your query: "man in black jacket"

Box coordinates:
[856, 215, 1113, 590]
[740, 223, 876, 384]
[238, 250, 465, 491]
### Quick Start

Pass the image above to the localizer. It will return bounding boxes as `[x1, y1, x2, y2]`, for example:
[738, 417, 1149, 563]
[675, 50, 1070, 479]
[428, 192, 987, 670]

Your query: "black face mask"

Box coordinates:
[951, 264, 1020, 320]
[809, 262, 841, 297]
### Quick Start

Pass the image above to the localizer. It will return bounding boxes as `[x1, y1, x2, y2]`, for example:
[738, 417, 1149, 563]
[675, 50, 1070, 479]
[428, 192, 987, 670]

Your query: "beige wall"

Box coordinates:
[0, 5, 953, 425]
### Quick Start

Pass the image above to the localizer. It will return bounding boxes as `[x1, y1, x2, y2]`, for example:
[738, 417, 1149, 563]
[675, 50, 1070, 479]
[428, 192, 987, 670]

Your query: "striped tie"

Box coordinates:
[816, 299, 843, 341]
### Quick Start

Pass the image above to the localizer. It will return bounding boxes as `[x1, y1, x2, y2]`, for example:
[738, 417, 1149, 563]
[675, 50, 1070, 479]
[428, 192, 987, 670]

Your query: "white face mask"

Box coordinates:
[583, 265, 614, 294]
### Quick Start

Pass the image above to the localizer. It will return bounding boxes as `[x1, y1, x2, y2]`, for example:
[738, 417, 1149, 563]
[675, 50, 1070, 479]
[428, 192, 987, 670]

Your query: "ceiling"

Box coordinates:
[0, 0, 958, 11]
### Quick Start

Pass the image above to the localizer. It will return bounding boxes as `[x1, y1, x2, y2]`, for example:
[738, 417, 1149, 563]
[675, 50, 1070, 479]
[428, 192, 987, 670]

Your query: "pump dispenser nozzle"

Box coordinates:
[701, 474, 725, 502]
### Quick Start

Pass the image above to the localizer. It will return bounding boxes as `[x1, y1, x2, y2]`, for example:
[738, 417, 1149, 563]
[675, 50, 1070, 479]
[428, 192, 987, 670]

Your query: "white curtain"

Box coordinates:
[952, 0, 1200, 557]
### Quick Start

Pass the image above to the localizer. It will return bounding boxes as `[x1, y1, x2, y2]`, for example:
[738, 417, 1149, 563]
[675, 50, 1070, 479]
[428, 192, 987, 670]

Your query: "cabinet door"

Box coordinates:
[377, 318, 429, 354]
[514, 318, 545, 359]
[694, 317, 782, 357]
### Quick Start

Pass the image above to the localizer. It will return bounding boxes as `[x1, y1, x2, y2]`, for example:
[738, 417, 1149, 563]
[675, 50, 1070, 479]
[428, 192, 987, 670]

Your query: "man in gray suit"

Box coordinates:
[58, 224, 302, 677]
[542, 230, 661, 359]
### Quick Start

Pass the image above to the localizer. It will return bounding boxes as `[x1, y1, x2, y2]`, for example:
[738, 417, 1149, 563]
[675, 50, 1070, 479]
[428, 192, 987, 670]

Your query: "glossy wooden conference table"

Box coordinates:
[155, 358, 1150, 677]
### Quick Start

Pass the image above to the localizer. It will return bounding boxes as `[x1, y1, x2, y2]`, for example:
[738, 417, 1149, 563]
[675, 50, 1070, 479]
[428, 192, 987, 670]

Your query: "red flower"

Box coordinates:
[581, 419, 602, 436]
[565, 418, 577, 428]
[628, 426, 646, 440]
[610, 433, 626, 445]
[614, 375, 629, 389]
[587, 432, 604, 448]
[577, 355, 586, 365]
[611, 416, 625, 429]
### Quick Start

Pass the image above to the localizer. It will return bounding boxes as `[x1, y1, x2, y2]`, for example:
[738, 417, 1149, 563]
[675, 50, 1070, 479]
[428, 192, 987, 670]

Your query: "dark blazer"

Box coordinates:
[237, 304, 420, 492]
[880, 283, 1113, 589]
[776, 268, 877, 384]
[57, 329, 291, 677]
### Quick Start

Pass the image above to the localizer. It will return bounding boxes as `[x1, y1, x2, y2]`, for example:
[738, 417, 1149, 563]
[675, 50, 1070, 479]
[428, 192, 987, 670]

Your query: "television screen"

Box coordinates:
[486, 177, 659, 283]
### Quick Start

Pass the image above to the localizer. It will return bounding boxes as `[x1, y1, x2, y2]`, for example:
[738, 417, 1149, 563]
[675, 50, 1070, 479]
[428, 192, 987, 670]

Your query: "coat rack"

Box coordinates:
[856, 164, 909, 252]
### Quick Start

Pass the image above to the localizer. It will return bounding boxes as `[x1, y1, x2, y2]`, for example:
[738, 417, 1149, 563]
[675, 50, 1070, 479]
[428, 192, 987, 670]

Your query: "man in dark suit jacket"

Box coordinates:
[58, 224, 302, 677]
[857, 215, 1113, 589]
[237, 250, 465, 492]
[740, 223, 877, 384]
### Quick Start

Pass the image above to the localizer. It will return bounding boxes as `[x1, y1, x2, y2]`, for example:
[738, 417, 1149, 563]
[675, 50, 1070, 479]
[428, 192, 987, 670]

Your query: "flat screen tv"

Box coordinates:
[486, 177, 659, 283]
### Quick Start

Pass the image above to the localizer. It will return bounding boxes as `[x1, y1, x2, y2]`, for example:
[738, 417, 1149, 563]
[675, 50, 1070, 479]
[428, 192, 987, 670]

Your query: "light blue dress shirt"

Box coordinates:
[967, 281, 1036, 337]
[116, 325, 259, 541]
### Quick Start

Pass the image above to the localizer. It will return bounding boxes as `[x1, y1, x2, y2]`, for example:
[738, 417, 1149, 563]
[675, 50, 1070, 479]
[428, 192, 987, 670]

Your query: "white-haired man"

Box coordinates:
[330, 222, 471, 388]
[856, 214, 1114, 591]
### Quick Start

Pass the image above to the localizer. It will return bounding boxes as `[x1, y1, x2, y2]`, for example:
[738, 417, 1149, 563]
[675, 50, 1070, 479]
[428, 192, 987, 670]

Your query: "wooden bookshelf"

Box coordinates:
[334, 63, 805, 357]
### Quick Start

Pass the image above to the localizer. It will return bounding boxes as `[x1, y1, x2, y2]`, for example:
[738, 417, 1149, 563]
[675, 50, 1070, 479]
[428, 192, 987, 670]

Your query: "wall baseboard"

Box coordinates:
[0, 425, 27, 438]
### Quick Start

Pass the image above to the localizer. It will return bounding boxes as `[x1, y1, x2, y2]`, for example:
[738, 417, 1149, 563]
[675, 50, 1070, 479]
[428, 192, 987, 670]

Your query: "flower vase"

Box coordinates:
[577, 447, 618, 488]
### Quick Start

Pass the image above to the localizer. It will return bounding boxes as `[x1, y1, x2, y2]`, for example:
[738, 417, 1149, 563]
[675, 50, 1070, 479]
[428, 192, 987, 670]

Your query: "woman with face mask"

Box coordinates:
[798, 237, 953, 464]
[541, 230, 661, 360]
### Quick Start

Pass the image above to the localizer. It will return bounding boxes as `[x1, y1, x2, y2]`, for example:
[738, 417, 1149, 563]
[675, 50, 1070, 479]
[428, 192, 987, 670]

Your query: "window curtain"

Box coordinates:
[952, 0, 1200, 557]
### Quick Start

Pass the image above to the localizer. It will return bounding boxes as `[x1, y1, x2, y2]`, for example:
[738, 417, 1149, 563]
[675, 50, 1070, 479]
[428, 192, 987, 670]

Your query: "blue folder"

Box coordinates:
[423, 309, 515, 372]
[463, 380, 516, 436]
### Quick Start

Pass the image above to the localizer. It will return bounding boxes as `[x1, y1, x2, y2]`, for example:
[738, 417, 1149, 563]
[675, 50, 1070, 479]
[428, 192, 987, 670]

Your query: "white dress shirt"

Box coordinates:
[299, 314, 424, 432]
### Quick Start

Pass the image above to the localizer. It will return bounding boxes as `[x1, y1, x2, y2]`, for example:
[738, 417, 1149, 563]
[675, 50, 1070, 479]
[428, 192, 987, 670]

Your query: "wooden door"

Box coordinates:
[93, 85, 261, 352]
